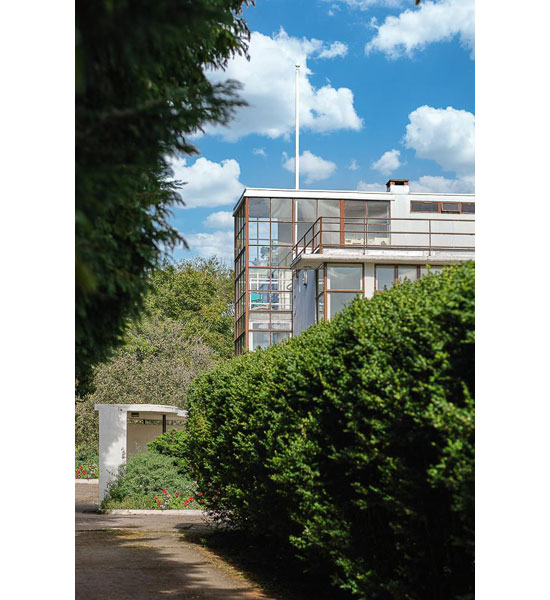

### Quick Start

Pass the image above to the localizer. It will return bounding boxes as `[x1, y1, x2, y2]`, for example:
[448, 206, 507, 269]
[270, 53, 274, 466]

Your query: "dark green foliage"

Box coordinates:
[104, 451, 196, 503]
[75, 0, 250, 387]
[159, 263, 475, 600]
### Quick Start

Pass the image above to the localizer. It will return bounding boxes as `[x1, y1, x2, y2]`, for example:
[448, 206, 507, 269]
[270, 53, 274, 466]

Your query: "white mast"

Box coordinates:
[295, 64, 300, 190]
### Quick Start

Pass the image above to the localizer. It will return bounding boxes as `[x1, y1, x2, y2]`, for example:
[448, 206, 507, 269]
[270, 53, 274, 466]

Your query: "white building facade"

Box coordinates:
[233, 180, 474, 352]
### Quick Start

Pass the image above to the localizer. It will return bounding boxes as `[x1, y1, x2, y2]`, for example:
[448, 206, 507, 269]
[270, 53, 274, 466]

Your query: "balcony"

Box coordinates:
[290, 216, 475, 268]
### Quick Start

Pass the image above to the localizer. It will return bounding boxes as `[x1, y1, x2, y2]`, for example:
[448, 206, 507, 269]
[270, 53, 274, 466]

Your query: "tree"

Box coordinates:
[146, 257, 235, 359]
[75, 0, 250, 388]
[76, 258, 234, 452]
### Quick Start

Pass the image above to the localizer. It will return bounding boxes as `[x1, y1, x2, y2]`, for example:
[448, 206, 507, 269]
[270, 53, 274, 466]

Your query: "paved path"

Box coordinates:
[76, 482, 273, 600]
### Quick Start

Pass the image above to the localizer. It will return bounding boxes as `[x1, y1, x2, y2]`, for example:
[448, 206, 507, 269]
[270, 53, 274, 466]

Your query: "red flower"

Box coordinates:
[175, 492, 179, 497]
[76, 470, 81, 475]
[199, 493, 204, 497]
[184, 500, 189, 506]
[153, 496, 157, 500]
[162, 489, 168, 494]
[189, 496, 194, 501]
[157, 501, 161, 505]
[83, 470, 86, 475]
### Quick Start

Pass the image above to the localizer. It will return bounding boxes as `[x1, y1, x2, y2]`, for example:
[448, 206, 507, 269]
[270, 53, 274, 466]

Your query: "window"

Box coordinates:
[271, 197, 292, 220]
[441, 202, 460, 213]
[411, 201, 439, 213]
[461, 202, 475, 214]
[375, 266, 396, 291]
[248, 197, 270, 219]
[328, 292, 359, 319]
[327, 265, 363, 290]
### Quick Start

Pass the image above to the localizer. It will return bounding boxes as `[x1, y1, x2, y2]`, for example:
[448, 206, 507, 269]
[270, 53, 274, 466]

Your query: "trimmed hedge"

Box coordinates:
[151, 262, 474, 600]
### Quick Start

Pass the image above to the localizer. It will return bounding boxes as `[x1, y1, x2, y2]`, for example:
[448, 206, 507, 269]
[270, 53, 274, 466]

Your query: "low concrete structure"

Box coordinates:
[94, 404, 187, 503]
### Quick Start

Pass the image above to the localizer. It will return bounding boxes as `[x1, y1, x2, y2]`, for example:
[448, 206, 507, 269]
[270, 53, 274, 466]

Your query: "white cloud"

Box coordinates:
[283, 151, 337, 184]
[404, 105, 474, 175]
[349, 159, 359, 171]
[168, 156, 244, 209]
[184, 230, 234, 261]
[318, 41, 348, 59]
[204, 29, 362, 141]
[357, 181, 385, 191]
[203, 211, 233, 229]
[366, 0, 475, 59]
[409, 175, 474, 193]
[328, 0, 402, 10]
[253, 147, 267, 157]
[371, 149, 402, 175]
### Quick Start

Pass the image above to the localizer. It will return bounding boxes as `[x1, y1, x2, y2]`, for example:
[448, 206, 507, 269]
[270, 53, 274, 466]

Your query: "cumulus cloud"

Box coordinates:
[283, 151, 337, 184]
[168, 156, 244, 209]
[203, 211, 233, 229]
[404, 105, 474, 175]
[205, 29, 362, 141]
[328, 0, 402, 10]
[357, 181, 385, 191]
[253, 147, 267, 157]
[184, 230, 234, 261]
[366, 0, 475, 59]
[349, 159, 359, 171]
[318, 41, 348, 59]
[409, 175, 474, 193]
[371, 149, 402, 175]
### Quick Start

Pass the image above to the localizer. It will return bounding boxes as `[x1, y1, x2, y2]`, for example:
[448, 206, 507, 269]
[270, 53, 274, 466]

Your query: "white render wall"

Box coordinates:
[98, 405, 128, 503]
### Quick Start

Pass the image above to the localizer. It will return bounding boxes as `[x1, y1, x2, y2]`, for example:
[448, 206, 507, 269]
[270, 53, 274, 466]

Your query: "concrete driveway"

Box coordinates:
[75, 482, 273, 600]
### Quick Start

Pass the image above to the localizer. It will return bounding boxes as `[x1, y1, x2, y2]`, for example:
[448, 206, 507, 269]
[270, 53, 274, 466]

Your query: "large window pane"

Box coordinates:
[328, 292, 359, 319]
[296, 199, 317, 221]
[250, 332, 270, 350]
[271, 222, 292, 244]
[271, 292, 291, 311]
[271, 197, 292, 220]
[317, 294, 325, 322]
[271, 269, 292, 291]
[376, 266, 395, 291]
[249, 291, 269, 310]
[271, 317, 292, 331]
[249, 197, 270, 219]
[272, 332, 290, 345]
[367, 201, 389, 219]
[327, 265, 363, 290]
[249, 268, 270, 290]
[318, 199, 340, 217]
[249, 314, 270, 330]
[296, 222, 314, 243]
[398, 266, 418, 282]
[249, 246, 270, 266]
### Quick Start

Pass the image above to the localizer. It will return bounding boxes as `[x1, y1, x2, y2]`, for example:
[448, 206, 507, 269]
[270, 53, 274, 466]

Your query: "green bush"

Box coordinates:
[103, 451, 199, 506]
[156, 262, 475, 600]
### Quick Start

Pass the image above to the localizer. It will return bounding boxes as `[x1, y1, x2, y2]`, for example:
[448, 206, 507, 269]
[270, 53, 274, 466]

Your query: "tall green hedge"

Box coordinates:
[151, 262, 475, 599]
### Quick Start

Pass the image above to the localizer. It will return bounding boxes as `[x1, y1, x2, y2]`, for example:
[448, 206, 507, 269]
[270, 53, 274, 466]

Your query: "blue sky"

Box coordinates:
[169, 0, 474, 261]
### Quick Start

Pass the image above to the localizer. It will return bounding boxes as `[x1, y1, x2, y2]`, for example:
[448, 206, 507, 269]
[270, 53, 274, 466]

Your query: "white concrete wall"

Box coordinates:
[293, 269, 317, 336]
[98, 405, 127, 503]
[364, 263, 376, 299]
[127, 422, 185, 457]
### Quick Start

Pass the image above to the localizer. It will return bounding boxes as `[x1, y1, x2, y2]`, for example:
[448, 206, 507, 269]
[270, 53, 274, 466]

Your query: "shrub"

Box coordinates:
[103, 451, 199, 506]
[158, 262, 475, 599]
[75, 448, 99, 479]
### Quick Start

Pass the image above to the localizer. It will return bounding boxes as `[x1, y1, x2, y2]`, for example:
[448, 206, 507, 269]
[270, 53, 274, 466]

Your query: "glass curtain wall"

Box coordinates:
[247, 197, 293, 351]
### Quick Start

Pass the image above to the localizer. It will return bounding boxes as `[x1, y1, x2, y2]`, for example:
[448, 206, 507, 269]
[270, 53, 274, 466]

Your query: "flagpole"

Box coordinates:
[295, 64, 300, 190]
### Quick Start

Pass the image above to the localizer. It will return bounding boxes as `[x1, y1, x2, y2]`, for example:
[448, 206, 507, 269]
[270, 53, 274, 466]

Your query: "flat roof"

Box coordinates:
[233, 187, 475, 214]
[94, 404, 187, 420]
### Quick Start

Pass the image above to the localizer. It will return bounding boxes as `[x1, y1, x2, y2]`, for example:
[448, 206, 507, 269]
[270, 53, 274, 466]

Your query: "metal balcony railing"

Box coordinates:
[291, 216, 475, 263]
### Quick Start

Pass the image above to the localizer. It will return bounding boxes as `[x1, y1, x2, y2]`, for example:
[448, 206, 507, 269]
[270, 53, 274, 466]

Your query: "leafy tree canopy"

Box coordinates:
[75, 257, 233, 453]
[75, 0, 250, 389]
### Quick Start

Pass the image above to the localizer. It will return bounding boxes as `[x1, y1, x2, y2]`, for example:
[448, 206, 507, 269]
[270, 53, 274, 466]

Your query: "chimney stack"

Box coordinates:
[386, 178, 409, 194]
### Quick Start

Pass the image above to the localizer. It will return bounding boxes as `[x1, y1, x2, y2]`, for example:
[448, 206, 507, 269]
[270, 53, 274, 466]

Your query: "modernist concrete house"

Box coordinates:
[233, 179, 475, 354]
